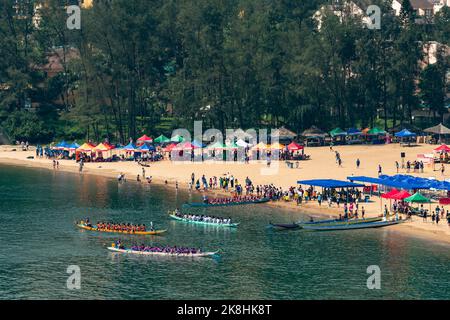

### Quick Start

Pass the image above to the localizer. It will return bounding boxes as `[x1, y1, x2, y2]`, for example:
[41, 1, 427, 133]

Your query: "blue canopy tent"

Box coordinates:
[297, 179, 364, 188]
[346, 128, 363, 145]
[192, 139, 205, 148]
[347, 128, 362, 135]
[395, 129, 416, 138]
[122, 142, 136, 152]
[348, 175, 432, 190]
[69, 142, 80, 150]
[138, 144, 156, 152]
[54, 140, 70, 150]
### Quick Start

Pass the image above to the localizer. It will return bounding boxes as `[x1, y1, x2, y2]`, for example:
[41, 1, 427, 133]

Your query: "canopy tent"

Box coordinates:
[122, 142, 136, 152]
[174, 141, 196, 150]
[225, 141, 239, 149]
[346, 128, 362, 136]
[230, 128, 253, 140]
[434, 144, 450, 152]
[424, 123, 450, 135]
[251, 142, 268, 150]
[404, 192, 431, 203]
[191, 140, 205, 148]
[297, 179, 364, 189]
[361, 128, 370, 134]
[68, 142, 80, 150]
[391, 190, 412, 200]
[395, 129, 416, 138]
[76, 142, 96, 152]
[207, 141, 227, 149]
[348, 175, 432, 190]
[236, 139, 251, 147]
[367, 127, 387, 135]
[54, 141, 70, 150]
[138, 144, 156, 152]
[170, 135, 185, 143]
[329, 128, 347, 137]
[163, 143, 177, 152]
[287, 142, 303, 151]
[93, 143, 114, 152]
[381, 188, 400, 199]
[154, 134, 170, 144]
[269, 142, 285, 150]
[136, 135, 153, 144]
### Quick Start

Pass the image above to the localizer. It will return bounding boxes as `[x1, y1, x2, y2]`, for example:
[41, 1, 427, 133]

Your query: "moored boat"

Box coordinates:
[268, 223, 301, 230]
[76, 223, 167, 236]
[184, 197, 270, 208]
[107, 246, 218, 258]
[297, 216, 382, 226]
[169, 212, 239, 228]
[302, 219, 405, 231]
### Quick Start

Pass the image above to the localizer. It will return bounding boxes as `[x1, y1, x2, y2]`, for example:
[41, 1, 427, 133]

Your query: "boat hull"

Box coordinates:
[77, 224, 167, 235]
[169, 214, 239, 228]
[269, 223, 301, 230]
[298, 217, 382, 226]
[302, 219, 404, 231]
[107, 247, 218, 258]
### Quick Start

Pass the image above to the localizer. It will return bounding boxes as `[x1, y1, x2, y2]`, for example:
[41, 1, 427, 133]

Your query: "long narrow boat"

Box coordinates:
[302, 219, 404, 231]
[297, 216, 382, 226]
[169, 213, 239, 228]
[184, 197, 270, 208]
[268, 223, 301, 230]
[107, 246, 218, 258]
[76, 223, 167, 235]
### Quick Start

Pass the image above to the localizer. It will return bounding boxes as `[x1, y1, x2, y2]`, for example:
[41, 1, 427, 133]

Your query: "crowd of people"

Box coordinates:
[173, 209, 233, 225]
[112, 241, 203, 254]
[81, 218, 153, 232]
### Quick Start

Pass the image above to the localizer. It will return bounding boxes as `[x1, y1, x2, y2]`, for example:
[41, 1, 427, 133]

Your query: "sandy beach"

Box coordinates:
[2, 143, 450, 245]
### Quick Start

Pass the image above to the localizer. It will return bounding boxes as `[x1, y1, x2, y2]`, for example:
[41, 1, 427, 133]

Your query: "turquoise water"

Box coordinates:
[1, 164, 449, 300]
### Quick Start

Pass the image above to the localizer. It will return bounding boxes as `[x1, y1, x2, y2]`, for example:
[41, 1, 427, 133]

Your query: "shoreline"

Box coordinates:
[1, 145, 450, 246]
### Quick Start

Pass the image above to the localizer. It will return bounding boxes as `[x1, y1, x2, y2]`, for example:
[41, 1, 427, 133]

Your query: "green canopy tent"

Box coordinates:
[170, 135, 185, 143]
[404, 192, 432, 220]
[154, 134, 170, 144]
[367, 127, 387, 135]
[329, 128, 347, 137]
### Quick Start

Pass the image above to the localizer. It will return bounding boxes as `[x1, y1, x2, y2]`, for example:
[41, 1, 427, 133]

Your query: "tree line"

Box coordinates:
[0, 0, 449, 143]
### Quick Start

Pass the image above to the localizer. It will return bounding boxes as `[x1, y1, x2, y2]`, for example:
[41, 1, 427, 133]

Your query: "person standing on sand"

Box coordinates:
[142, 167, 145, 179]
[378, 164, 382, 176]
[356, 158, 360, 169]
[191, 173, 195, 186]
[395, 161, 399, 173]
[361, 206, 365, 219]
[441, 164, 445, 176]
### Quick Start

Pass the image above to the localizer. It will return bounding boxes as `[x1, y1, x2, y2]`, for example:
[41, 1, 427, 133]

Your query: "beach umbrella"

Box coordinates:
[269, 142, 285, 150]
[171, 135, 185, 143]
[154, 134, 170, 144]
[381, 188, 400, 199]
[76, 142, 96, 152]
[287, 142, 303, 151]
[434, 144, 450, 152]
[404, 192, 431, 203]
[137, 134, 153, 144]
[390, 190, 412, 200]
[329, 128, 347, 137]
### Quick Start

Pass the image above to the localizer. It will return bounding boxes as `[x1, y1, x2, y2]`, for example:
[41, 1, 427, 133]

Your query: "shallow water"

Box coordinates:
[0, 164, 449, 299]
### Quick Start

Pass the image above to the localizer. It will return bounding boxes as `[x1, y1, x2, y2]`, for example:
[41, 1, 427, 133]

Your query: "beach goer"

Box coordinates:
[356, 158, 360, 169]
[441, 164, 445, 176]
[378, 164, 382, 176]
[395, 161, 399, 173]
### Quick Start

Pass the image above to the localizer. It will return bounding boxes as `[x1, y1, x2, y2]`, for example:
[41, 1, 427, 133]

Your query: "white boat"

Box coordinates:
[107, 246, 219, 258]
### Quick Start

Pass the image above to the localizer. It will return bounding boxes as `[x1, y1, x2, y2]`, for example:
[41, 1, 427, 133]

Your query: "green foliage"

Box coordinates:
[1, 111, 52, 143]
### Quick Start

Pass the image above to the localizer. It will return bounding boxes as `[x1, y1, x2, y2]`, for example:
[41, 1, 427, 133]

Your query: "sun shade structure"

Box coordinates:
[347, 175, 450, 190]
[76, 142, 96, 152]
[301, 125, 326, 137]
[297, 179, 364, 188]
[163, 143, 177, 152]
[390, 190, 412, 200]
[207, 141, 227, 149]
[122, 142, 136, 152]
[272, 127, 297, 140]
[424, 123, 450, 135]
[434, 144, 450, 152]
[174, 141, 196, 150]
[93, 143, 114, 152]
[68, 142, 80, 150]
[404, 192, 431, 203]
[381, 188, 400, 199]
[138, 144, 155, 152]
[347, 128, 362, 136]
[236, 139, 251, 147]
[395, 129, 416, 138]
[137, 134, 153, 143]
[170, 135, 185, 143]
[269, 142, 285, 150]
[367, 127, 387, 135]
[154, 134, 170, 144]
[287, 142, 303, 151]
[225, 141, 239, 149]
[329, 128, 347, 137]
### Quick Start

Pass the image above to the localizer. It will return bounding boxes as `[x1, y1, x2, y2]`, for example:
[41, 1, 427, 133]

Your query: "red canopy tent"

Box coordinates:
[287, 142, 304, 151]
[164, 143, 177, 152]
[434, 144, 450, 152]
[391, 190, 412, 200]
[381, 188, 400, 199]
[137, 135, 153, 145]
[174, 142, 197, 150]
